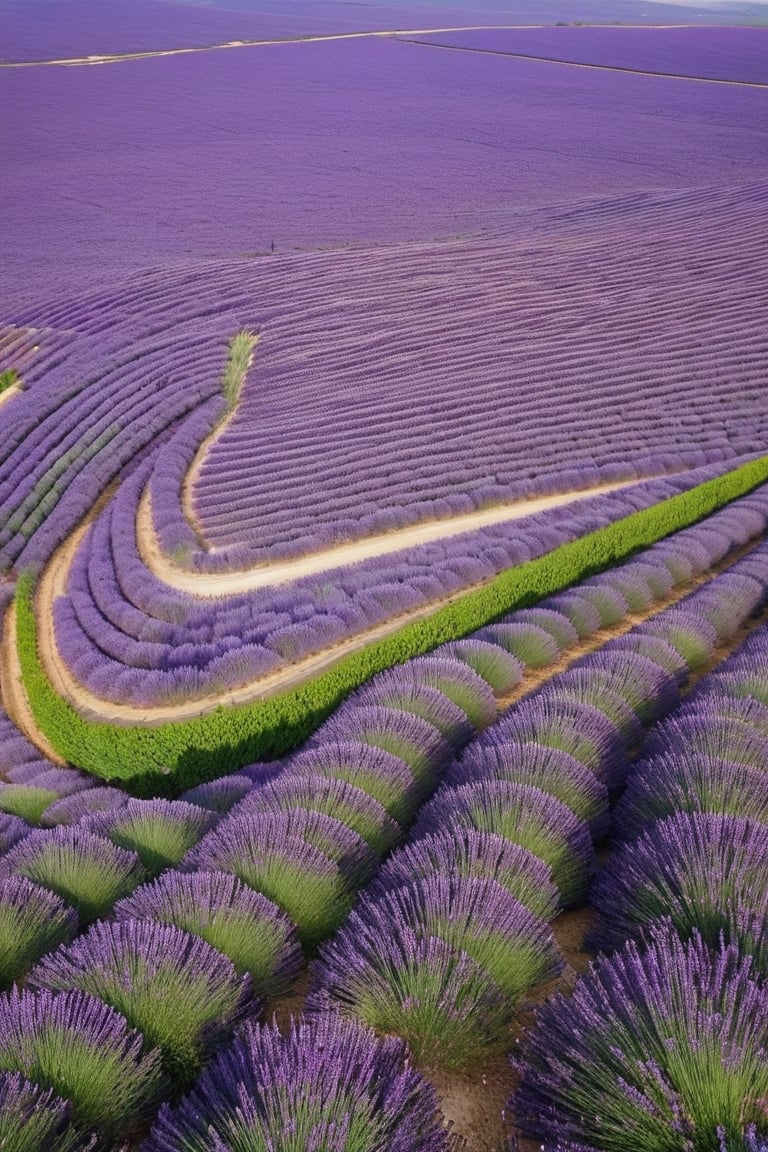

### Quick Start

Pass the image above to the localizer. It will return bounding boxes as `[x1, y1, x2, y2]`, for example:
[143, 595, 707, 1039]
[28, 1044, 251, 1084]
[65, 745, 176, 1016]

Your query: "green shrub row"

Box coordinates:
[16, 455, 768, 796]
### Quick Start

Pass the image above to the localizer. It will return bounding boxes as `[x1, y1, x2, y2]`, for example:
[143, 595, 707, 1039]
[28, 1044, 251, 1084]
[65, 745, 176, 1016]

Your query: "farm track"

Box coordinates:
[17, 476, 679, 733]
[5, 488, 758, 754]
[0, 385, 21, 409]
[1, 23, 748, 84]
[259, 549, 768, 1152]
[139, 478, 641, 595]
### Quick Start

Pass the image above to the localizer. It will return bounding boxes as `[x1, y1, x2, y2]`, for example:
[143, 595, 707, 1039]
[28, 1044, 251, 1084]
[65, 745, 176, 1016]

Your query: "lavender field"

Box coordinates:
[2, 2, 768, 1148]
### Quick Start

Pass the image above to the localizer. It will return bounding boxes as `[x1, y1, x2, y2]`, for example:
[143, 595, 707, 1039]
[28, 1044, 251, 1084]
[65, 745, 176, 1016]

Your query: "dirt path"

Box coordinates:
[0, 602, 64, 764]
[0, 23, 712, 70]
[0, 384, 21, 409]
[139, 478, 641, 595]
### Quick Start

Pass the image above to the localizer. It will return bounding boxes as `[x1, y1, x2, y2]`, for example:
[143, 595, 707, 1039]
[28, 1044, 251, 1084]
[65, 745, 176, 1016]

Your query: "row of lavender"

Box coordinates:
[53, 472, 768, 707]
[1, 514, 765, 1145]
[2, 180, 767, 578]
[135, 518, 768, 1148]
[5, 483, 767, 825]
[513, 624, 768, 1149]
[0, 631, 499, 1145]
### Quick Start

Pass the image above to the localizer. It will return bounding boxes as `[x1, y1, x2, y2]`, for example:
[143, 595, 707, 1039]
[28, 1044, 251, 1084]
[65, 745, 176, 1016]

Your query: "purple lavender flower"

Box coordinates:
[369, 827, 559, 921]
[485, 695, 627, 789]
[179, 775, 253, 815]
[142, 1014, 449, 1151]
[29, 918, 256, 1086]
[476, 622, 560, 668]
[352, 679, 474, 749]
[568, 649, 679, 725]
[538, 592, 603, 639]
[604, 632, 689, 686]
[0, 813, 31, 857]
[414, 779, 594, 907]
[513, 926, 768, 1151]
[577, 583, 631, 627]
[0, 987, 166, 1139]
[0, 875, 78, 990]
[0, 784, 58, 825]
[683, 691, 768, 740]
[589, 812, 768, 965]
[0, 826, 145, 923]
[85, 799, 216, 877]
[454, 740, 610, 840]
[182, 810, 373, 946]
[508, 607, 579, 649]
[538, 669, 644, 744]
[308, 928, 509, 1069]
[40, 786, 130, 826]
[0, 1070, 90, 1152]
[613, 753, 768, 842]
[286, 740, 423, 824]
[637, 610, 717, 671]
[113, 869, 301, 997]
[310, 706, 451, 785]
[236, 774, 402, 856]
[642, 714, 768, 768]
[435, 638, 524, 696]
[369, 655, 498, 731]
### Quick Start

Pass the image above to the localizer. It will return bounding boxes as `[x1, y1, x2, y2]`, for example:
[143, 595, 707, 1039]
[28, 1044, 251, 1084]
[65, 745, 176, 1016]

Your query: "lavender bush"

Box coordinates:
[113, 870, 302, 998]
[29, 919, 256, 1086]
[141, 1013, 450, 1151]
[513, 927, 768, 1151]
[0, 988, 166, 1141]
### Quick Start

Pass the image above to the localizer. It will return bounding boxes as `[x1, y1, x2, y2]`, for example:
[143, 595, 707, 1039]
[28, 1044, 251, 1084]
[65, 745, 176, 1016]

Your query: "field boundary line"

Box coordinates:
[395, 36, 768, 88]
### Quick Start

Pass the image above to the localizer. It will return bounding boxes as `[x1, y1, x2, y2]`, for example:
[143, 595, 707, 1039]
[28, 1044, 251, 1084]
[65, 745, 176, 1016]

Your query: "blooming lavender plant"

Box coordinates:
[285, 741, 422, 825]
[113, 869, 302, 998]
[41, 786, 130, 827]
[513, 926, 768, 1151]
[0, 987, 166, 1140]
[414, 779, 594, 907]
[603, 632, 689, 686]
[0, 1070, 89, 1152]
[588, 812, 768, 965]
[351, 679, 474, 749]
[537, 669, 644, 744]
[310, 706, 451, 786]
[141, 1014, 449, 1151]
[508, 608, 579, 649]
[538, 592, 603, 639]
[642, 714, 768, 769]
[309, 928, 508, 1069]
[236, 775, 402, 856]
[0, 826, 145, 923]
[182, 810, 373, 946]
[85, 799, 217, 877]
[369, 828, 559, 920]
[29, 918, 256, 1086]
[180, 775, 253, 816]
[0, 814, 31, 857]
[0, 875, 78, 990]
[612, 753, 768, 843]
[453, 740, 610, 839]
[484, 695, 627, 789]
[435, 639, 524, 696]
[476, 623, 560, 669]
[637, 610, 717, 672]
[568, 649, 679, 725]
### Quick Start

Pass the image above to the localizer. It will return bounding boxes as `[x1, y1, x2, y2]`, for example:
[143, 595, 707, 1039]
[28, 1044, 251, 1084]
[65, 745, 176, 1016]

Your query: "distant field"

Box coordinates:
[1, 0, 759, 62]
[405, 24, 768, 82]
[4, 35, 768, 305]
